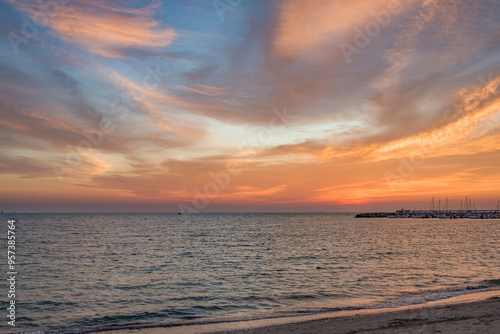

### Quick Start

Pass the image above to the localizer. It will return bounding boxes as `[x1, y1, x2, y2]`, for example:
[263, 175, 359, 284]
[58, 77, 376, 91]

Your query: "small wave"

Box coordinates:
[466, 278, 500, 290]
[239, 295, 278, 303]
[113, 284, 150, 291]
[377, 279, 500, 309]
[39, 300, 75, 306]
[282, 293, 320, 301]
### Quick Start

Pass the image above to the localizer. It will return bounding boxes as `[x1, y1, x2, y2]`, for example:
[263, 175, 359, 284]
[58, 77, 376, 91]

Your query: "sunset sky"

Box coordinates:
[1, 0, 500, 212]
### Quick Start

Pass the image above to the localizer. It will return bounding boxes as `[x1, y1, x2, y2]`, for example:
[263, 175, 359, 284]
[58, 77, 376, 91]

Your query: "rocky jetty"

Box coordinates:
[355, 212, 393, 218]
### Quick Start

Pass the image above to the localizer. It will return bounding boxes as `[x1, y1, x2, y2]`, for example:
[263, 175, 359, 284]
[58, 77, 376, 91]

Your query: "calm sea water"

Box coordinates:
[0, 213, 499, 333]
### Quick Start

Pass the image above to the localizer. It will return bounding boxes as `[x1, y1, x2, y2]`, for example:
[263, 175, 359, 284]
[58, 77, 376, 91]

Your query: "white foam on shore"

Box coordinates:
[104, 289, 500, 334]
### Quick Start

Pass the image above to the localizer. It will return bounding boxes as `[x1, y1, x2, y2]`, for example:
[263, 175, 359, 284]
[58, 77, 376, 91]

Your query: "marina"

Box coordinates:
[355, 209, 500, 219]
[356, 198, 500, 219]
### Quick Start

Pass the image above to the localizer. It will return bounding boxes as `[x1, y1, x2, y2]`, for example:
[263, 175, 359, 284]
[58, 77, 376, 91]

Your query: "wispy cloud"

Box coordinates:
[273, 0, 411, 58]
[374, 75, 500, 159]
[8, 0, 176, 58]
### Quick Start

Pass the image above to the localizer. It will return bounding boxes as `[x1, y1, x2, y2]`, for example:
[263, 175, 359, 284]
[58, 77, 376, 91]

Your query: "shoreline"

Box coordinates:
[103, 289, 500, 334]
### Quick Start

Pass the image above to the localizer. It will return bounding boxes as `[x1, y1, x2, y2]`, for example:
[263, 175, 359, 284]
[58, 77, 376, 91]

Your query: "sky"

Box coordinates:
[1, 0, 500, 213]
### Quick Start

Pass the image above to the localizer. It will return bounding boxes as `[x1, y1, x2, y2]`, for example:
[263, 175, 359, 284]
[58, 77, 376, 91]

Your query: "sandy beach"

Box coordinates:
[107, 291, 500, 334]
[106, 290, 500, 334]
[213, 296, 500, 334]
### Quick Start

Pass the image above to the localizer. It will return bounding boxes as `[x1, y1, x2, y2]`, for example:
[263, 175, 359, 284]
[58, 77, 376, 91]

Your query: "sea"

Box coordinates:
[0, 213, 499, 333]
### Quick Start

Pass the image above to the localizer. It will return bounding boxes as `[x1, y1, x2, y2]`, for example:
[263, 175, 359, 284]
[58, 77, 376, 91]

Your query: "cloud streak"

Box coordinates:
[7, 0, 176, 58]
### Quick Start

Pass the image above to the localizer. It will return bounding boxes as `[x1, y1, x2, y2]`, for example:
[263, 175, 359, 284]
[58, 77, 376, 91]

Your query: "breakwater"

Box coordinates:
[355, 209, 500, 219]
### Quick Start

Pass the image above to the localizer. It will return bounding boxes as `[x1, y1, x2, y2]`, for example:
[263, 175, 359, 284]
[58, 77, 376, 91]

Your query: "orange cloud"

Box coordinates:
[225, 185, 287, 200]
[182, 85, 247, 98]
[373, 77, 500, 159]
[312, 75, 500, 163]
[9, 0, 176, 58]
[273, 0, 413, 58]
[104, 69, 208, 143]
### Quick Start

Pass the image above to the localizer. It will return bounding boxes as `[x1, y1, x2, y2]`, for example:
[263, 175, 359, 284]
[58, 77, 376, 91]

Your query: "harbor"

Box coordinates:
[355, 209, 500, 219]
[356, 197, 500, 219]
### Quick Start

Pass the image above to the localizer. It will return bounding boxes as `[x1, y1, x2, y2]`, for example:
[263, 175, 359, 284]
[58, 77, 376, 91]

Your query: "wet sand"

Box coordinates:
[214, 295, 500, 334]
[107, 290, 500, 334]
